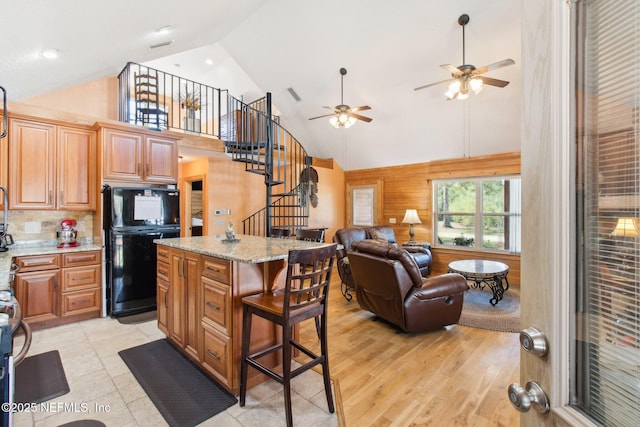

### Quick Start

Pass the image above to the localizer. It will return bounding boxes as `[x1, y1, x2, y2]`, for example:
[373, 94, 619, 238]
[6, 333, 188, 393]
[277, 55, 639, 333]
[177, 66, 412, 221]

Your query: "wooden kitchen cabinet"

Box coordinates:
[60, 251, 101, 317]
[101, 127, 177, 184]
[157, 245, 280, 395]
[58, 126, 97, 210]
[156, 246, 170, 335]
[8, 118, 96, 210]
[167, 247, 201, 360]
[14, 254, 60, 326]
[14, 250, 101, 330]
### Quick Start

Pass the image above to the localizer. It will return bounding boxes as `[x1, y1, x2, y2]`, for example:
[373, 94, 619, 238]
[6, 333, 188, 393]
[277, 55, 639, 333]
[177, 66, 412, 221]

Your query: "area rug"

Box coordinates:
[116, 310, 157, 325]
[119, 339, 237, 427]
[15, 350, 70, 404]
[458, 287, 520, 333]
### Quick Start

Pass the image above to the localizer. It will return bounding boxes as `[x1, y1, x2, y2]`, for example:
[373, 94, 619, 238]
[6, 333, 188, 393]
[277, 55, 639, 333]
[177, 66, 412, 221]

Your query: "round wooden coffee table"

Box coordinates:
[448, 260, 510, 306]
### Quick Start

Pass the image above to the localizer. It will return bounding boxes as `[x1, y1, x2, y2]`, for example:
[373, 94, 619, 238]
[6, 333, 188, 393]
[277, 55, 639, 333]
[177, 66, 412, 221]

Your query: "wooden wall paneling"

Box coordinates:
[344, 152, 521, 284]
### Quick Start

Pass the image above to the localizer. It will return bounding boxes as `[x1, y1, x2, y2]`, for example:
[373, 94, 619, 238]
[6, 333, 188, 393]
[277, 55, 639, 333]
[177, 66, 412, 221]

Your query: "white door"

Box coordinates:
[518, 1, 639, 426]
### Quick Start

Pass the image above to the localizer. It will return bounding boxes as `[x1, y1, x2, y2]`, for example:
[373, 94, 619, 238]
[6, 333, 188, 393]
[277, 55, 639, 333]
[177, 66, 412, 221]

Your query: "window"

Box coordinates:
[573, 0, 640, 424]
[434, 177, 521, 253]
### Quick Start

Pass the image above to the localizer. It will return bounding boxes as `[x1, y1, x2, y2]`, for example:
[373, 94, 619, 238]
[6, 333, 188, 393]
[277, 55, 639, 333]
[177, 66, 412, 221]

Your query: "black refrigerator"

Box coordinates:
[103, 186, 180, 317]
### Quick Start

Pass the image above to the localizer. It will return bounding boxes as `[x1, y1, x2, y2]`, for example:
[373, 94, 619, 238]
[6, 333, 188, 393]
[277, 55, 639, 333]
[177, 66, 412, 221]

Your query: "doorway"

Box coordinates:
[183, 175, 205, 237]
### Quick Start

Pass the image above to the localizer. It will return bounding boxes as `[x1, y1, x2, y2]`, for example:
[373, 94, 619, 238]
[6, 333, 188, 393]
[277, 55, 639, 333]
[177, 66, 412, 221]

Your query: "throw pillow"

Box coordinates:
[369, 229, 388, 243]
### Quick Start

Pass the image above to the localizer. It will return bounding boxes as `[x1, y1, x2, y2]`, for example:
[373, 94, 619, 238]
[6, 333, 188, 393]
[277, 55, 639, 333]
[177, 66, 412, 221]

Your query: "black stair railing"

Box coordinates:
[223, 93, 311, 237]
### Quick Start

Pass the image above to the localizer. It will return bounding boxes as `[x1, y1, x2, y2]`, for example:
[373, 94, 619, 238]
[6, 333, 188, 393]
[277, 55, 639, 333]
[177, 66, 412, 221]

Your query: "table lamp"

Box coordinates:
[402, 209, 421, 243]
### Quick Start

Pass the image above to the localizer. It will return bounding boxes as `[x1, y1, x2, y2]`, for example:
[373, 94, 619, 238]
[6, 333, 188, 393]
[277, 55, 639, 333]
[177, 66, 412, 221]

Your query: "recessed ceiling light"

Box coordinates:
[154, 25, 172, 35]
[41, 49, 59, 59]
[205, 59, 214, 66]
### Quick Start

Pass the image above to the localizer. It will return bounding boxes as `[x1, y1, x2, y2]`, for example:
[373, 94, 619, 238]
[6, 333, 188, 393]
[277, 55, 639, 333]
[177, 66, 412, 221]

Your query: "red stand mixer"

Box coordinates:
[57, 219, 79, 248]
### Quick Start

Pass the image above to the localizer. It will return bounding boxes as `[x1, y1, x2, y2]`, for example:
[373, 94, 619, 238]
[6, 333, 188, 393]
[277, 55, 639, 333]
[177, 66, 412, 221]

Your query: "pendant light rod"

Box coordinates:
[339, 67, 347, 105]
[458, 14, 470, 65]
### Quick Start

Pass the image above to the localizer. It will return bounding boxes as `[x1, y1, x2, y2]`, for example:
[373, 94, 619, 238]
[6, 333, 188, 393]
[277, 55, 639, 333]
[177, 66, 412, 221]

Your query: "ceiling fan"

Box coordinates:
[414, 14, 515, 100]
[309, 68, 372, 128]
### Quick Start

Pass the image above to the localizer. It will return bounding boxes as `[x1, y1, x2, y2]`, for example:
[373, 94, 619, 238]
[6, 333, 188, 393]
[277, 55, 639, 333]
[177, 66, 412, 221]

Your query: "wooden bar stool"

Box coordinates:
[239, 244, 337, 427]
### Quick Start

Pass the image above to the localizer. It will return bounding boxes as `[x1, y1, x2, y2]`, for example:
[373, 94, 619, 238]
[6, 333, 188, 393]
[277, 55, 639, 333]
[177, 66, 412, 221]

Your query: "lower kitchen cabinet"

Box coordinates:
[14, 250, 101, 329]
[156, 246, 282, 396]
[166, 247, 201, 360]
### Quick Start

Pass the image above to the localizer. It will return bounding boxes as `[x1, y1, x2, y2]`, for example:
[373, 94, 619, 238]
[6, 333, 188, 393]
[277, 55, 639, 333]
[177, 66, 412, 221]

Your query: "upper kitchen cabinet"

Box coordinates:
[100, 126, 178, 184]
[8, 118, 96, 210]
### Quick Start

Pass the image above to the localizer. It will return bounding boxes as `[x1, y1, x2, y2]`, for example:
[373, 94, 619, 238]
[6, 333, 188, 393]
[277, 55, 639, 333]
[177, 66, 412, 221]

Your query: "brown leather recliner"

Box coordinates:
[365, 225, 432, 277]
[333, 228, 368, 300]
[348, 240, 468, 333]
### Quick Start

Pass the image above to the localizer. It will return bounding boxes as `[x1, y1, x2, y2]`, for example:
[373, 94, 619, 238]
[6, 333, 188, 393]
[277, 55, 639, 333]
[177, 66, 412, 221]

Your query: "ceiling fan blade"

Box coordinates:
[441, 64, 462, 76]
[414, 78, 456, 91]
[309, 113, 337, 120]
[350, 112, 372, 123]
[350, 105, 371, 112]
[479, 76, 510, 88]
[474, 58, 515, 75]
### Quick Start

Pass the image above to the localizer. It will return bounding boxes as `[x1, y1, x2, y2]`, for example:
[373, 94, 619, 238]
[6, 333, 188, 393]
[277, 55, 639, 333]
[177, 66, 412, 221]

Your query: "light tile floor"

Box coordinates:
[11, 317, 339, 427]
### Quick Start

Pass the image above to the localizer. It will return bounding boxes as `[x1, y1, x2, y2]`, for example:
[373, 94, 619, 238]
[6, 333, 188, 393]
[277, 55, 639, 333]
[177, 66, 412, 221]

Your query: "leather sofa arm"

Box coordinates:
[402, 246, 428, 254]
[412, 273, 468, 300]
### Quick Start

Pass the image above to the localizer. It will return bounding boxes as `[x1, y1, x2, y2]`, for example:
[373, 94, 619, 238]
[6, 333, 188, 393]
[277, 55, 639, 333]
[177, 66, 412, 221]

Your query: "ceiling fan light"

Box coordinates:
[329, 116, 340, 128]
[338, 113, 350, 124]
[470, 77, 484, 94]
[448, 81, 461, 92]
[457, 92, 469, 100]
[345, 116, 356, 128]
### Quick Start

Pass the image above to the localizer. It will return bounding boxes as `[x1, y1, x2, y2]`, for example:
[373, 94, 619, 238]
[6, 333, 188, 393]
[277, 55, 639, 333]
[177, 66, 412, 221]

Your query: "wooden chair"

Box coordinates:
[295, 228, 325, 242]
[270, 227, 291, 238]
[239, 244, 337, 427]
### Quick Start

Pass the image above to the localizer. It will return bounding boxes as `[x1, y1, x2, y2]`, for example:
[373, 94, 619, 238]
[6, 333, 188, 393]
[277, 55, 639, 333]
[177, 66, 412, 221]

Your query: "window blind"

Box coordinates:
[575, 0, 640, 425]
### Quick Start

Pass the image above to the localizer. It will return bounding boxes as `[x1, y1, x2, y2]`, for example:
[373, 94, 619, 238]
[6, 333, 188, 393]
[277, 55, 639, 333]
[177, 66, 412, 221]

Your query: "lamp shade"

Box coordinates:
[402, 209, 421, 225]
[611, 217, 640, 237]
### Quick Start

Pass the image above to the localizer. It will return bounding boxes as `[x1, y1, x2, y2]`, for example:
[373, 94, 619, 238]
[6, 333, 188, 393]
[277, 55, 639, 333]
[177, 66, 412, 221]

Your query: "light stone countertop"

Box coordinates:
[154, 234, 334, 263]
[0, 244, 102, 290]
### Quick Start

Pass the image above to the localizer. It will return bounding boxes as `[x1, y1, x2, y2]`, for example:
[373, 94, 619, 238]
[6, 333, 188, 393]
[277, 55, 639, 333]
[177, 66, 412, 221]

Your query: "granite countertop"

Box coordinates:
[154, 234, 333, 263]
[0, 244, 102, 290]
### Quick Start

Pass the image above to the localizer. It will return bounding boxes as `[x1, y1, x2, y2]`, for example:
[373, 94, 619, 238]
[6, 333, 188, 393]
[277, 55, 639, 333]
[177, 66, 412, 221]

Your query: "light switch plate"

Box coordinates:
[389, 218, 396, 224]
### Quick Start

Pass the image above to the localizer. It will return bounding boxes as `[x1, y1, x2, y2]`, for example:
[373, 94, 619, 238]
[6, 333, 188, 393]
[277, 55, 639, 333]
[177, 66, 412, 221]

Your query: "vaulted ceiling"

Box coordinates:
[1, 0, 521, 171]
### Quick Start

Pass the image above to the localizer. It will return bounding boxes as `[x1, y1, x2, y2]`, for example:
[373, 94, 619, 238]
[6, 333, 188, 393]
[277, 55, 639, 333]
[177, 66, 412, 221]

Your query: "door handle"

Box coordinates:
[520, 327, 548, 357]
[508, 381, 550, 413]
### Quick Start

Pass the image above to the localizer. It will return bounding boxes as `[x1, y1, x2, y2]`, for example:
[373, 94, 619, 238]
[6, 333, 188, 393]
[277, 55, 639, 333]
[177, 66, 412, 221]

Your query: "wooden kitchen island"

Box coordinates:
[154, 234, 332, 396]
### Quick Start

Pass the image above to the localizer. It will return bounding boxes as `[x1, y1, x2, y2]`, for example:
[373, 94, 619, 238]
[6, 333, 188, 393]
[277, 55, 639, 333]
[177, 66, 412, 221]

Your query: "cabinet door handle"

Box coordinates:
[206, 301, 221, 311]
[137, 163, 141, 175]
[71, 256, 94, 262]
[206, 349, 220, 360]
[49, 190, 53, 205]
[206, 266, 221, 273]
[183, 259, 188, 279]
[72, 276, 92, 281]
[164, 291, 168, 308]
[59, 190, 64, 205]
[158, 268, 167, 276]
[71, 299, 91, 306]
[146, 163, 150, 176]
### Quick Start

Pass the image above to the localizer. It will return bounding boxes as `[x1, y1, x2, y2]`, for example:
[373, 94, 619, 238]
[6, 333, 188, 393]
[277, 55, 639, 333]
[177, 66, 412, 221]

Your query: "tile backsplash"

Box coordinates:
[6, 210, 95, 247]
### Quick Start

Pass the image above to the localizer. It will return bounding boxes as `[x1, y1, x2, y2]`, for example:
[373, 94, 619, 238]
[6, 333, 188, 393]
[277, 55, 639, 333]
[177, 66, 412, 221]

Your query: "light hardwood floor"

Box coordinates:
[299, 277, 521, 426]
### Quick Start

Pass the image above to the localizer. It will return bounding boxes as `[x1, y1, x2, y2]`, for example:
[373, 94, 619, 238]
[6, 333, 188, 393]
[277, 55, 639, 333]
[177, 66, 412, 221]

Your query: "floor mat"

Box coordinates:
[15, 350, 70, 404]
[119, 339, 237, 427]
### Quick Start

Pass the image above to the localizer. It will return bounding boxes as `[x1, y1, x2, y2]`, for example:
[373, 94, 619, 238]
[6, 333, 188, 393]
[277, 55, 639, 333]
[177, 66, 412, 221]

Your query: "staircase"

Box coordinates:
[222, 93, 313, 237]
[117, 62, 313, 237]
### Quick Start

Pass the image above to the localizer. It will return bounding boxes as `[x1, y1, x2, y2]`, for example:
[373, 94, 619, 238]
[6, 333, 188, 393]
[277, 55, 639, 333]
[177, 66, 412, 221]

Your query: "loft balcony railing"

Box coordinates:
[118, 62, 312, 237]
[118, 62, 228, 137]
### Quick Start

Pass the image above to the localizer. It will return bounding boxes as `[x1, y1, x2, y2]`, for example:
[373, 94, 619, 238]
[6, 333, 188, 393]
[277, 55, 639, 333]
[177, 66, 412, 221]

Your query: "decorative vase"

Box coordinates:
[225, 223, 235, 241]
